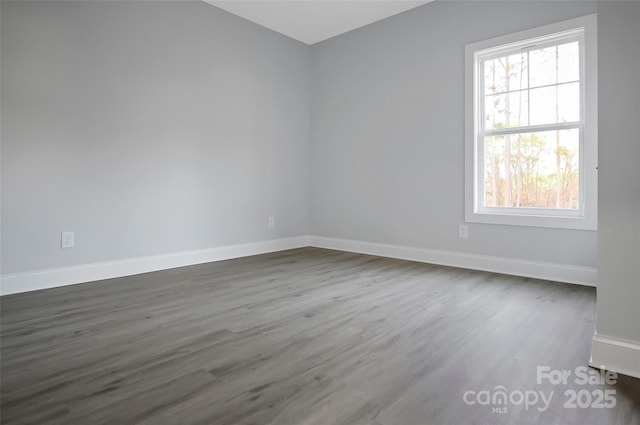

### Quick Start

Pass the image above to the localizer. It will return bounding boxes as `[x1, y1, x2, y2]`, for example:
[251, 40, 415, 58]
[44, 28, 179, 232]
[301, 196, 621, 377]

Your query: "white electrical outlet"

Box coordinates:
[459, 224, 468, 239]
[268, 217, 275, 228]
[61, 231, 75, 248]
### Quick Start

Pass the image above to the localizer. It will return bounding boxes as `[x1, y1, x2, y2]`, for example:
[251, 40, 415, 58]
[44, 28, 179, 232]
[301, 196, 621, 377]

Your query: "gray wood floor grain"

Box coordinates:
[1, 247, 639, 425]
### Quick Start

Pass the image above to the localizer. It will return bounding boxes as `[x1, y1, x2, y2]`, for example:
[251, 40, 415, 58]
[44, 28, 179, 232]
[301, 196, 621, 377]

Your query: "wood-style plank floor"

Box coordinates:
[1, 247, 639, 425]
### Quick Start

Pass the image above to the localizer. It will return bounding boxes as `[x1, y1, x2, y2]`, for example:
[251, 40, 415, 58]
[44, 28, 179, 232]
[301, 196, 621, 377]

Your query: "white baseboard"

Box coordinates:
[0, 236, 310, 296]
[0, 234, 596, 296]
[590, 334, 640, 379]
[308, 236, 597, 287]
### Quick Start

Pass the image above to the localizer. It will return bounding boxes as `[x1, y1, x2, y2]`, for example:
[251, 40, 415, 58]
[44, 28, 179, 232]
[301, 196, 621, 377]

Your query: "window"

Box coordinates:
[465, 15, 597, 230]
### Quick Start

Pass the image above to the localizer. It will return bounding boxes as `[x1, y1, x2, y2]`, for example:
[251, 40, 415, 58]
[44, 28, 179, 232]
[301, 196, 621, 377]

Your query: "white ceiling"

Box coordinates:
[204, 0, 432, 45]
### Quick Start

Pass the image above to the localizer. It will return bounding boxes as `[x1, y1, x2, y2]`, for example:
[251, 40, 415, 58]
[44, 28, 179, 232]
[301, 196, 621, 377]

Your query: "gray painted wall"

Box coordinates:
[310, 0, 599, 267]
[1, 1, 311, 274]
[595, 1, 640, 343]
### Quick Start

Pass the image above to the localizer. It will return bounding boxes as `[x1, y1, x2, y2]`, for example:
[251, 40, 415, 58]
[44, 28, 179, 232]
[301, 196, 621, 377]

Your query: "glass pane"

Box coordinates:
[485, 90, 528, 130]
[529, 83, 580, 125]
[557, 41, 580, 83]
[483, 129, 580, 209]
[483, 52, 528, 94]
[557, 82, 580, 122]
[529, 45, 559, 88]
[529, 86, 557, 125]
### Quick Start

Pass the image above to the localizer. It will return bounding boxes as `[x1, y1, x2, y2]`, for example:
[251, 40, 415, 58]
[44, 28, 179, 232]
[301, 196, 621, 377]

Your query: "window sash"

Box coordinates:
[477, 34, 584, 134]
[476, 126, 585, 214]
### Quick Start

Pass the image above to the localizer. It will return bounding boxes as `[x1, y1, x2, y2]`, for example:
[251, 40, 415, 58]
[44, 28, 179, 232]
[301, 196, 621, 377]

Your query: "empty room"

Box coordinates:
[1, 0, 639, 424]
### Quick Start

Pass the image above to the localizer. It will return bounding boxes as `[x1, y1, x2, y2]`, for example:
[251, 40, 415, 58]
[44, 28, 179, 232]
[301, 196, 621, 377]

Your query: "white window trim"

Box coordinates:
[464, 14, 597, 230]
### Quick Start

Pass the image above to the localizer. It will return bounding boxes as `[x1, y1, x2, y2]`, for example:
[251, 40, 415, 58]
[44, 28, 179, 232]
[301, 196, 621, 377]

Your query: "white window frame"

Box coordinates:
[465, 14, 597, 230]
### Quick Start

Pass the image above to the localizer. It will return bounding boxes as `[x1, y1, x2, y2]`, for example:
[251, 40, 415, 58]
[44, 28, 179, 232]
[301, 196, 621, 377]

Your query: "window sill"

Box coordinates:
[465, 211, 597, 230]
